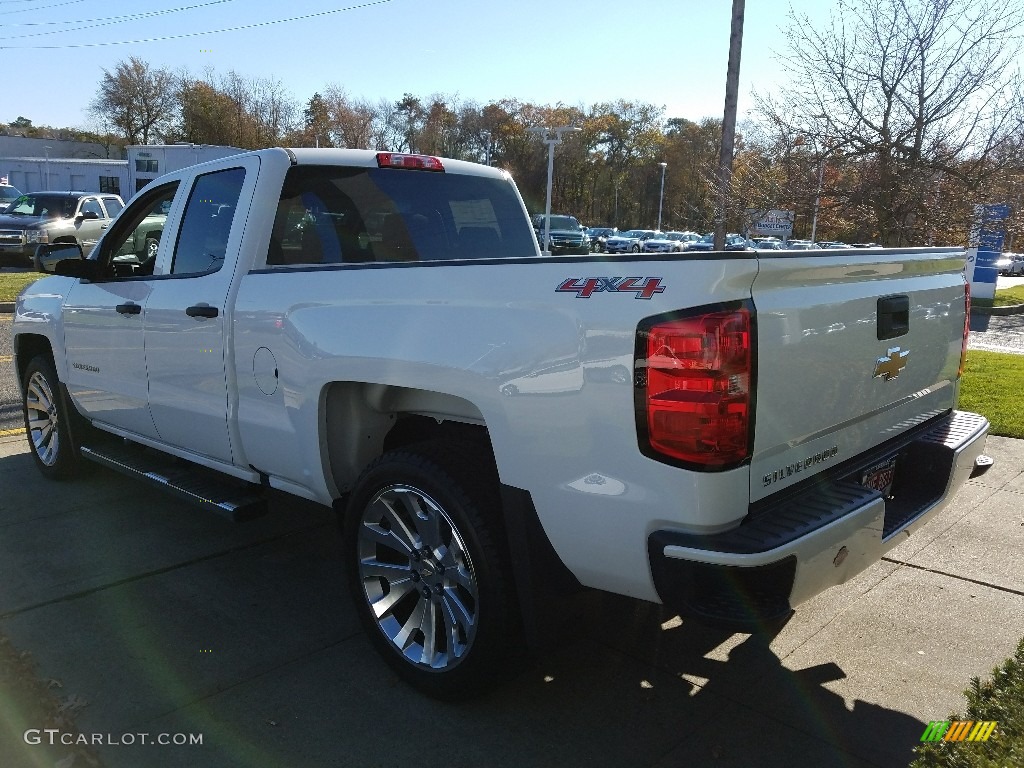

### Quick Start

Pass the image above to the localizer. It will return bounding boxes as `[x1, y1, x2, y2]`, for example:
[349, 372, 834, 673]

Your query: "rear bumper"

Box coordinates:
[647, 410, 990, 631]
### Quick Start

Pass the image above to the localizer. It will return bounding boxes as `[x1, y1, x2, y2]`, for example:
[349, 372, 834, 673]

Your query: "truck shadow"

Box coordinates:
[498, 591, 925, 767]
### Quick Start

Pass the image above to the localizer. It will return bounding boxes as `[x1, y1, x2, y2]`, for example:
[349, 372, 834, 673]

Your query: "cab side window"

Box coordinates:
[103, 197, 123, 217]
[94, 181, 179, 278]
[171, 167, 246, 276]
[80, 199, 103, 217]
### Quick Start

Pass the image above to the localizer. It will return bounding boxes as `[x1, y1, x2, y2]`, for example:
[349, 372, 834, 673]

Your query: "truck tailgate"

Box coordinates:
[749, 247, 968, 503]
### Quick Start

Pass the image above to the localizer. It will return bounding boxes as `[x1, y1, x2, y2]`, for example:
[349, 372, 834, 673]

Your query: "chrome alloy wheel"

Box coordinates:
[356, 484, 480, 671]
[25, 370, 60, 466]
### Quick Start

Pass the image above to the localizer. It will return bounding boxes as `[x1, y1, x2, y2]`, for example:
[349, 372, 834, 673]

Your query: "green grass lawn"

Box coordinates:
[0, 271, 40, 302]
[991, 284, 1024, 307]
[958, 350, 1024, 438]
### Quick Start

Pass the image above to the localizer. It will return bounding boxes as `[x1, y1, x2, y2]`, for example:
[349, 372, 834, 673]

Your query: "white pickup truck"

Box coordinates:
[12, 148, 991, 698]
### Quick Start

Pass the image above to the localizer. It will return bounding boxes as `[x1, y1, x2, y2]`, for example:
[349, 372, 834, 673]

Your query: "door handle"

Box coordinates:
[115, 303, 142, 315]
[186, 305, 219, 319]
[877, 295, 909, 339]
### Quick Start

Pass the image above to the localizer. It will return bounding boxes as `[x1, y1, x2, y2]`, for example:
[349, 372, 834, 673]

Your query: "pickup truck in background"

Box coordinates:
[0, 191, 124, 267]
[12, 148, 991, 698]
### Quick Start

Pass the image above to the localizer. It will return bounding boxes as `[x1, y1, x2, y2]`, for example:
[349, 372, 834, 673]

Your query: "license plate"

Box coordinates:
[861, 456, 897, 497]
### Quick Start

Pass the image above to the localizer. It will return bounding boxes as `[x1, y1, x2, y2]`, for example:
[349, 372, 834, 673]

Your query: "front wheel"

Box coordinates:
[631, 243, 640, 253]
[22, 355, 79, 480]
[343, 441, 516, 699]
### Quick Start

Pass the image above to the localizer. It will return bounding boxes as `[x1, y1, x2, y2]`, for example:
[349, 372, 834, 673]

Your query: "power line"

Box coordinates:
[0, 0, 236, 29]
[0, 0, 86, 16]
[0, 0, 393, 48]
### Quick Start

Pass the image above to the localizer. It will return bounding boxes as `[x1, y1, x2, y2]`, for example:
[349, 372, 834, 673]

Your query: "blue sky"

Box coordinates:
[1, 0, 827, 130]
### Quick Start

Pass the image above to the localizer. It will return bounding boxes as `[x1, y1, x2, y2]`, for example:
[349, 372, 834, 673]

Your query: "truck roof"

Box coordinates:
[281, 148, 509, 179]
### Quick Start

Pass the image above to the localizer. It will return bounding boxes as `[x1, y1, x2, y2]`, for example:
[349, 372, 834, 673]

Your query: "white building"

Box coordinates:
[0, 142, 244, 199]
[0, 157, 129, 196]
[128, 144, 244, 196]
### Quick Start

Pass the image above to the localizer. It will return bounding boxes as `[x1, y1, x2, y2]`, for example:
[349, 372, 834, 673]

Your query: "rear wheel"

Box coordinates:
[22, 355, 78, 480]
[343, 441, 515, 699]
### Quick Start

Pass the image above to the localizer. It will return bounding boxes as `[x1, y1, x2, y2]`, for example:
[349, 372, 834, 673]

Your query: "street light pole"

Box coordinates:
[43, 145, 52, 190]
[481, 130, 492, 166]
[657, 162, 667, 231]
[528, 125, 581, 255]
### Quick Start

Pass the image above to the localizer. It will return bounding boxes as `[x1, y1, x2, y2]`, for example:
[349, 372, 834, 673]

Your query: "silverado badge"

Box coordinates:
[873, 347, 909, 381]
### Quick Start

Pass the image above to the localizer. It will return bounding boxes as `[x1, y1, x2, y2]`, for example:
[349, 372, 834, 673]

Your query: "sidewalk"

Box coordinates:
[0, 432, 1021, 768]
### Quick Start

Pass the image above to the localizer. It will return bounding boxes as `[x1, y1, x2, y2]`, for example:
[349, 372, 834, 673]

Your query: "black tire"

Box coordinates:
[343, 440, 515, 699]
[631, 243, 640, 253]
[21, 355, 79, 480]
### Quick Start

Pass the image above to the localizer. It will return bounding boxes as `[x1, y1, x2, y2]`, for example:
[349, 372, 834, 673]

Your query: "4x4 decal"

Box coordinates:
[556, 277, 666, 299]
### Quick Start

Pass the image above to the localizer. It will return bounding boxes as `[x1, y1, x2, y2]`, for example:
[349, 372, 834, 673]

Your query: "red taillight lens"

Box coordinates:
[959, 281, 970, 378]
[376, 152, 445, 171]
[639, 308, 752, 467]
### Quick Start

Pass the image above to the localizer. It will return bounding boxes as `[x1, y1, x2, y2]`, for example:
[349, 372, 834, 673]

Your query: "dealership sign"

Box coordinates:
[965, 202, 1010, 301]
[747, 209, 795, 237]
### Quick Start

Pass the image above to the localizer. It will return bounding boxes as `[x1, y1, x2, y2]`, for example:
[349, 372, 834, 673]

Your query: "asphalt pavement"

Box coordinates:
[1, 433, 1023, 767]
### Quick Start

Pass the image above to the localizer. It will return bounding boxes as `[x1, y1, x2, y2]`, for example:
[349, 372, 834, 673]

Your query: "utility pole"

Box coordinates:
[657, 162, 667, 231]
[528, 126, 581, 255]
[714, 0, 745, 251]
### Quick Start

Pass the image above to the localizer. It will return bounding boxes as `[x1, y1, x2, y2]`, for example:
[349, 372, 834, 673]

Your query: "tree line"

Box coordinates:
[9, 0, 1024, 246]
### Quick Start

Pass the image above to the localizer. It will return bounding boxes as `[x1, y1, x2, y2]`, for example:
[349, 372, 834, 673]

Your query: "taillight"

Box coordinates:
[636, 305, 754, 469]
[959, 281, 970, 378]
[376, 152, 445, 171]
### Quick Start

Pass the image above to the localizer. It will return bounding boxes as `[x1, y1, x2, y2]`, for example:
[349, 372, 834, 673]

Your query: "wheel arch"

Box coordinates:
[321, 381, 491, 496]
[13, 333, 55, 389]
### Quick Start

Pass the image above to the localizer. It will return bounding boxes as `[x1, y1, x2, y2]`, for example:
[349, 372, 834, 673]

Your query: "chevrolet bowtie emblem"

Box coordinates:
[874, 347, 909, 381]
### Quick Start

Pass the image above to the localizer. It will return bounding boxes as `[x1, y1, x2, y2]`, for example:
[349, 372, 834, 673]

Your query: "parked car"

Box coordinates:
[585, 226, 617, 252]
[604, 229, 659, 254]
[996, 253, 1015, 276]
[1010, 253, 1024, 275]
[784, 240, 817, 250]
[641, 231, 687, 253]
[752, 237, 785, 250]
[724, 234, 755, 251]
[643, 231, 701, 253]
[685, 233, 750, 251]
[532, 214, 590, 255]
[0, 191, 124, 267]
[0, 183, 22, 210]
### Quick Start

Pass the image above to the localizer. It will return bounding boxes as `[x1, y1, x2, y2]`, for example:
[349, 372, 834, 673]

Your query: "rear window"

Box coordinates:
[266, 165, 537, 266]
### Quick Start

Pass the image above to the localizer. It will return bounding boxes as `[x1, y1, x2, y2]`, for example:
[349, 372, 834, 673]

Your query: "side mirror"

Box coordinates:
[34, 242, 84, 274]
[78, 210, 100, 221]
[54, 257, 102, 281]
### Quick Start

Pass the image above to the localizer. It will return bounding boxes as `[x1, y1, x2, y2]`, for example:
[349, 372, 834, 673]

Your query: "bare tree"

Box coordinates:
[90, 57, 178, 145]
[763, 0, 1024, 245]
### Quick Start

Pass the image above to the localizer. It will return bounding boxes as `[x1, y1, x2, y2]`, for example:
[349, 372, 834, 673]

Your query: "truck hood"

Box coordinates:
[0, 213, 46, 229]
[748, 247, 967, 502]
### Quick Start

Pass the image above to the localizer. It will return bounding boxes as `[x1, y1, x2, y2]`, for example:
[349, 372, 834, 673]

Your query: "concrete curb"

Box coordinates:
[971, 302, 1024, 316]
[0, 303, 13, 314]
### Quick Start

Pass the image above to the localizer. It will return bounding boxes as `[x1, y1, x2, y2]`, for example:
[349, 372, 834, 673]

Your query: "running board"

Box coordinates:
[80, 442, 267, 522]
